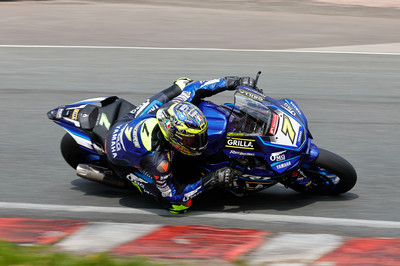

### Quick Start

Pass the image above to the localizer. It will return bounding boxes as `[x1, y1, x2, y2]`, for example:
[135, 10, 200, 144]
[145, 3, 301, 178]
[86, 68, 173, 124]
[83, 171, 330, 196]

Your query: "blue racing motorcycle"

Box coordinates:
[47, 73, 357, 197]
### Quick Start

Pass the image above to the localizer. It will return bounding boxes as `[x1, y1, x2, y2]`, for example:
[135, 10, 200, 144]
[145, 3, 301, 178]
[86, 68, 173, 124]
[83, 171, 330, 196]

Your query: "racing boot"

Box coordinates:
[169, 199, 192, 214]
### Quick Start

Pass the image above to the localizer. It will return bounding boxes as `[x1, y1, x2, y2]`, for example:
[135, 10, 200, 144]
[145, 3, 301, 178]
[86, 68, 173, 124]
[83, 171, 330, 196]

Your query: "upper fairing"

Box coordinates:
[47, 96, 119, 154]
[203, 86, 314, 175]
[265, 96, 312, 139]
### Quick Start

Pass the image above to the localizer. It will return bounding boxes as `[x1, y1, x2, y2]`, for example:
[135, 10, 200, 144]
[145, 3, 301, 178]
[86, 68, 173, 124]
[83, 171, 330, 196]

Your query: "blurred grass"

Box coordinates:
[0, 240, 247, 266]
[0, 240, 164, 266]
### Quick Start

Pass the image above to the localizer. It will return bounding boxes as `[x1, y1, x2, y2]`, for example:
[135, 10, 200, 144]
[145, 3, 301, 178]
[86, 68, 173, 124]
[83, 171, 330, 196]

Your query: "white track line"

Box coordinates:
[0, 45, 400, 55]
[1, 202, 400, 229]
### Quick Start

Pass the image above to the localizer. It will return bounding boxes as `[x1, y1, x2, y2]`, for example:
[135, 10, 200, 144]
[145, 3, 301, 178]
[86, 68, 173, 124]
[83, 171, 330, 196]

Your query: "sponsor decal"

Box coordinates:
[227, 132, 245, 137]
[276, 161, 292, 169]
[130, 99, 150, 117]
[157, 160, 170, 173]
[133, 169, 154, 183]
[161, 190, 172, 198]
[270, 151, 286, 162]
[118, 125, 127, 151]
[237, 88, 265, 102]
[188, 108, 198, 117]
[282, 102, 296, 116]
[171, 142, 190, 154]
[297, 130, 303, 144]
[157, 182, 172, 198]
[269, 113, 279, 135]
[141, 101, 162, 115]
[177, 112, 187, 121]
[244, 180, 275, 189]
[126, 173, 149, 185]
[175, 91, 192, 102]
[148, 104, 159, 113]
[110, 124, 128, 158]
[183, 186, 203, 202]
[225, 137, 255, 150]
[200, 79, 220, 88]
[290, 101, 302, 115]
[165, 119, 171, 129]
[246, 183, 266, 190]
[227, 132, 261, 137]
[229, 150, 255, 156]
[132, 123, 141, 148]
[110, 125, 121, 158]
[143, 188, 156, 197]
[170, 115, 182, 126]
[196, 115, 203, 123]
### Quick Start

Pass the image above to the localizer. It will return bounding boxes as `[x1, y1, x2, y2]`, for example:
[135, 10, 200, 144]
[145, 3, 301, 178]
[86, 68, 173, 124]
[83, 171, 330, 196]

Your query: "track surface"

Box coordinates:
[1, 1, 400, 239]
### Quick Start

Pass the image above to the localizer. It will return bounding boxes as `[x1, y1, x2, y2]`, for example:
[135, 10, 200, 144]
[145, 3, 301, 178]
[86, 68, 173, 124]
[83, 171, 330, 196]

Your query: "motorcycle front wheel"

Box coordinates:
[284, 148, 357, 195]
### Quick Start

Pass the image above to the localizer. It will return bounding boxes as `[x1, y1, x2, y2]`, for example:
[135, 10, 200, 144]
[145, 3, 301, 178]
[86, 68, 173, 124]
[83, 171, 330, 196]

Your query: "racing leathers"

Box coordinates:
[105, 77, 250, 213]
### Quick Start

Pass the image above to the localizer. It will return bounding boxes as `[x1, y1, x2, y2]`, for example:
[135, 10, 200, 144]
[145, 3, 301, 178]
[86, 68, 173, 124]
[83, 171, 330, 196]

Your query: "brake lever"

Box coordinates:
[254, 71, 263, 93]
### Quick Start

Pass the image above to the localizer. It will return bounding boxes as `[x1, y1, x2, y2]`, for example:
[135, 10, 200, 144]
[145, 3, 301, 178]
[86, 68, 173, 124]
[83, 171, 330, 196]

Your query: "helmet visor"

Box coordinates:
[176, 130, 208, 153]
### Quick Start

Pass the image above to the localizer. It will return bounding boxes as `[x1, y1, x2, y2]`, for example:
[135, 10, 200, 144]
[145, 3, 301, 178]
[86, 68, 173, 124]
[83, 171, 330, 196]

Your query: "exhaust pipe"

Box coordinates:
[76, 164, 131, 189]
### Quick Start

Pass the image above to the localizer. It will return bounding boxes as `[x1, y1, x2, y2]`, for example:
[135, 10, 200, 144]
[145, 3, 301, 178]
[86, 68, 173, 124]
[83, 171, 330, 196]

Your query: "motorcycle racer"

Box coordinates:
[105, 76, 254, 213]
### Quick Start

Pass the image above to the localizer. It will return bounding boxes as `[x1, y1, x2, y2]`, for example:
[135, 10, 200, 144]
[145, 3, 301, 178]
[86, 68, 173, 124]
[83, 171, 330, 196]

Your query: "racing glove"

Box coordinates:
[225, 76, 256, 90]
[201, 167, 242, 190]
[174, 77, 192, 90]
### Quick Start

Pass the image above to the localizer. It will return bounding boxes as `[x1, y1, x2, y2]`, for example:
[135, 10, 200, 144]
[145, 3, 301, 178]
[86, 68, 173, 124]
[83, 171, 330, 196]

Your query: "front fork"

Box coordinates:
[302, 142, 320, 164]
[282, 142, 319, 188]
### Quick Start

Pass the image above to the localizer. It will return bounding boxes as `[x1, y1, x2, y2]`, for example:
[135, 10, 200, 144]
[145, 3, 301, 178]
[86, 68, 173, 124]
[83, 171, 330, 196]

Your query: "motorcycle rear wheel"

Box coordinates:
[60, 133, 106, 169]
[285, 148, 357, 195]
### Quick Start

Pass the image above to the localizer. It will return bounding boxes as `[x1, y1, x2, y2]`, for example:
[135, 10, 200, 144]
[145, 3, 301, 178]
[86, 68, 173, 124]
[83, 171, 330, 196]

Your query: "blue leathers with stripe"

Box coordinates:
[106, 78, 232, 208]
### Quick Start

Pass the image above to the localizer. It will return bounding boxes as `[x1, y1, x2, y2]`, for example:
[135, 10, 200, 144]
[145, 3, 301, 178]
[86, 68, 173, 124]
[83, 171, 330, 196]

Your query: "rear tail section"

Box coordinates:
[47, 96, 136, 157]
[47, 96, 136, 173]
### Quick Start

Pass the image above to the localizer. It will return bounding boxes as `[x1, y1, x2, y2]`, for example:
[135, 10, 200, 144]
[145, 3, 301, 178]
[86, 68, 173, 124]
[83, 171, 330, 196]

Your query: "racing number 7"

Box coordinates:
[99, 113, 111, 130]
[142, 122, 150, 136]
[140, 119, 158, 151]
[281, 115, 296, 144]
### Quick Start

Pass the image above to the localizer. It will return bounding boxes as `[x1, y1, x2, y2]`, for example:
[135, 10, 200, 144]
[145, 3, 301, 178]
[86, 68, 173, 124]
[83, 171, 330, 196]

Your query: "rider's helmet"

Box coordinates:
[156, 102, 208, 156]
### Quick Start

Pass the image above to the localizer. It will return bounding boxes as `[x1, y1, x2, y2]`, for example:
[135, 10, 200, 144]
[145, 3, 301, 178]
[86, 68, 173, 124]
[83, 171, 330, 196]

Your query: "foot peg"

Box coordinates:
[76, 164, 131, 189]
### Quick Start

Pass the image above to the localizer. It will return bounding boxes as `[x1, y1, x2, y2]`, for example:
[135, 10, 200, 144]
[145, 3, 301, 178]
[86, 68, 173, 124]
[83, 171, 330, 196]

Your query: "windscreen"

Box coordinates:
[229, 88, 275, 136]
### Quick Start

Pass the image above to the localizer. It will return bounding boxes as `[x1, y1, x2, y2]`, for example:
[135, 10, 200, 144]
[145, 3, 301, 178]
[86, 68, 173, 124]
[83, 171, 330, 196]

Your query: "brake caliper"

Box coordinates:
[293, 170, 313, 187]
